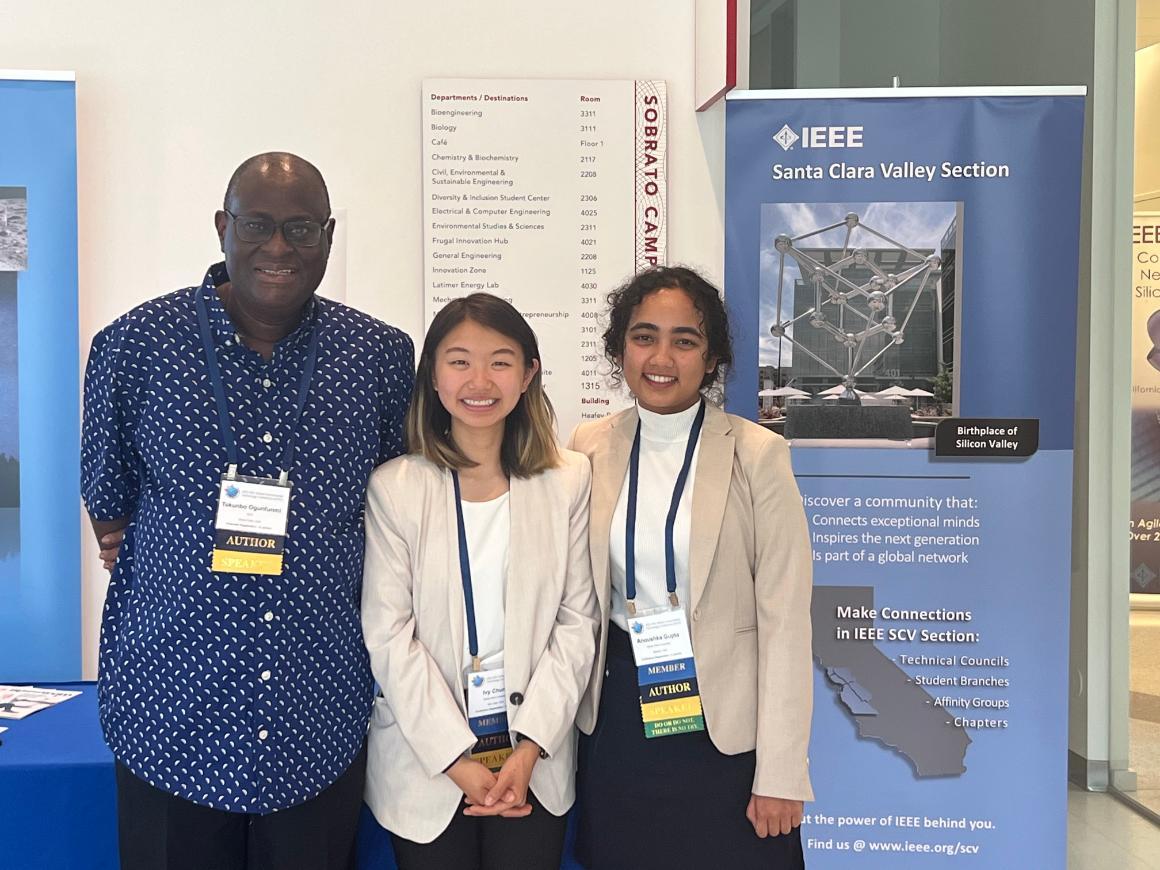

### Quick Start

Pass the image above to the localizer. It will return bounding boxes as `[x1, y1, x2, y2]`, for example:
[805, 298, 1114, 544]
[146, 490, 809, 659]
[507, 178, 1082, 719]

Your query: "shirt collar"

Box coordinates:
[198, 261, 321, 351]
[637, 399, 703, 444]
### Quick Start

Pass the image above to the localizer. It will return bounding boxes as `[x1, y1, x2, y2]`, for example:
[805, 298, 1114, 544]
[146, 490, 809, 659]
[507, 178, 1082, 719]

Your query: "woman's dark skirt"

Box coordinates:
[574, 623, 805, 870]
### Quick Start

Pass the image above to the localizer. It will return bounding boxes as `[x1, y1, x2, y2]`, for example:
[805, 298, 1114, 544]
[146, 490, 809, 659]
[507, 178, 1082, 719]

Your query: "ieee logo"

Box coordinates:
[773, 124, 864, 150]
[772, 124, 799, 150]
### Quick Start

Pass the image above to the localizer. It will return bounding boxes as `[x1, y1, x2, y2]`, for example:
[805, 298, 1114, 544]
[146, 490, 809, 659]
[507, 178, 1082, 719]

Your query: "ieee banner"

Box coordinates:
[1131, 212, 1160, 594]
[0, 72, 80, 680]
[725, 88, 1084, 869]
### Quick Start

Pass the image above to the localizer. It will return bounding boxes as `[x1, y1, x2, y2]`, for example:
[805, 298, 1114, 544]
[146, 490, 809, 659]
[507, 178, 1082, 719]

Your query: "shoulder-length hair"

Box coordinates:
[406, 293, 560, 477]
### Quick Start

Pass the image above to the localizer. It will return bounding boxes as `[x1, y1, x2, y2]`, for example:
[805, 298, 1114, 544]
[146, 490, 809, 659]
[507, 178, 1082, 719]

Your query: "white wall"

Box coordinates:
[0, 1, 726, 678]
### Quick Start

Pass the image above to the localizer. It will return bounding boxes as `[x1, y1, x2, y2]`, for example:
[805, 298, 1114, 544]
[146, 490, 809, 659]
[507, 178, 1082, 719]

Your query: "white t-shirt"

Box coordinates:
[459, 491, 510, 672]
[609, 402, 702, 630]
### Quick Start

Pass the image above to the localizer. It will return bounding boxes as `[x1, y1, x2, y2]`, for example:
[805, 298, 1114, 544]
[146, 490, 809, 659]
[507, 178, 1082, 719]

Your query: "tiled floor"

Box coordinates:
[1070, 609, 1160, 866]
[1132, 610, 1160, 815]
[1069, 786, 1160, 868]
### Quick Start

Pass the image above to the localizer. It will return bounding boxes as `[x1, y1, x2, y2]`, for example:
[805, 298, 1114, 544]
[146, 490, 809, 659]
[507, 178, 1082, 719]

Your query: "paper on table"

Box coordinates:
[0, 685, 82, 719]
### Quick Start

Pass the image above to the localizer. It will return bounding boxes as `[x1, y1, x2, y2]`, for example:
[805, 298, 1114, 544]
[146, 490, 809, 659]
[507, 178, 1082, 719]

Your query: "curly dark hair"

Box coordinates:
[602, 266, 734, 393]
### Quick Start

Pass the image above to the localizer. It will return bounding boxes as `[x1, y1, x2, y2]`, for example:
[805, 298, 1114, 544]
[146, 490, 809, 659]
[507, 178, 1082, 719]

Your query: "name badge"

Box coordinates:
[211, 473, 291, 575]
[628, 608, 706, 739]
[465, 666, 513, 771]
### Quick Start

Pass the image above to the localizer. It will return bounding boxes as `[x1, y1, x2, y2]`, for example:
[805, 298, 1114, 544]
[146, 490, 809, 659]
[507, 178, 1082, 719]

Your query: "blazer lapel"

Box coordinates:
[689, 404, 734, 615]
[503, 474, 532, 690]
[590, 409, 635, 621]
[444, 469, 467, 704]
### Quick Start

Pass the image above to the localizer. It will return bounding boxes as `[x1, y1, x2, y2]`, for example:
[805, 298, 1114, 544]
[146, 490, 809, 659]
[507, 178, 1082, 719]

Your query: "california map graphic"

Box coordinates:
[813, 585, 972, 777]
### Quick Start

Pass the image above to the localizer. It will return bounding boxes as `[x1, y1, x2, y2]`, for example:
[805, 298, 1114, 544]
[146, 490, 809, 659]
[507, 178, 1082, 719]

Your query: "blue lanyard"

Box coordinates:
[451, 470, 484, 672]
[195, 286, 320, 482]
[625, 400, 706, 615]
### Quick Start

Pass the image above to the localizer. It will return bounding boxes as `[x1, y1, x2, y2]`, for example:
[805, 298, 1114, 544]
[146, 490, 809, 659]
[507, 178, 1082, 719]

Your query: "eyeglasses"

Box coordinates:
[224, 210, 329, 247]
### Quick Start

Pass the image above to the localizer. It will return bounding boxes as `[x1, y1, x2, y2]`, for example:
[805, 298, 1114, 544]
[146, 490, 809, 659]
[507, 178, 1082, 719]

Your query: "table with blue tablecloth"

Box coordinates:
[0, 682, 118, 870]
[0, 682, 585, 869]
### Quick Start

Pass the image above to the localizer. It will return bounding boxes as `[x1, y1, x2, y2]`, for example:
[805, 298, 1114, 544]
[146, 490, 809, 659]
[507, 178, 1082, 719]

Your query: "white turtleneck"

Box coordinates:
[609, 401, 702, 631]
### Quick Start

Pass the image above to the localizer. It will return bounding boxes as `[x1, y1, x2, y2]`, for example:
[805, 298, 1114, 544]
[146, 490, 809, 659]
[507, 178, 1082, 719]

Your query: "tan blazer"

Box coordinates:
[361, 449, 599, 844]
[569, 402, 814, 801]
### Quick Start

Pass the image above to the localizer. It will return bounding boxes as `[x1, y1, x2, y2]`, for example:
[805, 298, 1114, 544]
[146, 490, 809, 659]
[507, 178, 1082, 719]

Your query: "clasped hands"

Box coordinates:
[446, 739, 541, 819]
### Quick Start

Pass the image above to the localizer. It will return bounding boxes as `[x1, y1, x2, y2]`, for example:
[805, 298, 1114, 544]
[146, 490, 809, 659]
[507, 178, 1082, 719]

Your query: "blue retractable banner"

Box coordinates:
[725, 88, 1084, 868]
[0, 73, 80, 680]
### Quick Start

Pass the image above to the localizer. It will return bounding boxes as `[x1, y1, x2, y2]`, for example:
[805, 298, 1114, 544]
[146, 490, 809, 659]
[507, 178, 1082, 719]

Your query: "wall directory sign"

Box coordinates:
[422, 78, 667, 438]
[0, 71, 79, 681]
[726, 87, 1085, 868]
[1131, 211, 1160, 594]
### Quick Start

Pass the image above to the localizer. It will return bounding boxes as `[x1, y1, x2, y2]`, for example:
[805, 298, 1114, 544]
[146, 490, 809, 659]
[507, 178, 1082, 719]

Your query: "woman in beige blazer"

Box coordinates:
[569, 267, 813, 869]
[362, 293, 598, 869]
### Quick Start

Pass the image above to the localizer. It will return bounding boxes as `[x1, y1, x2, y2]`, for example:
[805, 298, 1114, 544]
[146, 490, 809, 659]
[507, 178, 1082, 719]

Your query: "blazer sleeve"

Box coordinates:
[509, 456, 600, 756]
[362, 467, 476, 778]
[751, 435, 815, 801]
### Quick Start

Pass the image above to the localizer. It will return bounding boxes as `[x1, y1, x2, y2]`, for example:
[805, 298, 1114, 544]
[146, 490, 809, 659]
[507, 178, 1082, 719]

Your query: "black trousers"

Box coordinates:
[575, 624, 805, 870]
[115, 744, 367, 870]
[390, 791, 567, 870]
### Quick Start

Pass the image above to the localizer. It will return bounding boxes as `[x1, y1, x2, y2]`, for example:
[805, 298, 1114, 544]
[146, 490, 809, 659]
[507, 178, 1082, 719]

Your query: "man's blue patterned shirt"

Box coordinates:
[82, 263, 413, 812]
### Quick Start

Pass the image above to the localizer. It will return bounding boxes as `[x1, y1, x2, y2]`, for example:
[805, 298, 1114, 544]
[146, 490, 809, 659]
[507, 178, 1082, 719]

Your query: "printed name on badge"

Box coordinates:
[628, 610, 706, 738]
[211, 475, 292, 575]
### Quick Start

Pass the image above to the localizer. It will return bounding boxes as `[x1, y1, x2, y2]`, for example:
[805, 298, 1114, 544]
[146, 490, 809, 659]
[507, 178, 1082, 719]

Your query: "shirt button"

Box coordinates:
[262, 432, 273, 444]
[263, 611, 275, 623]
[258, 728, 269, 741]
[262, 378, 272, 388]
[260, 670, 272, 682]
[509, 692, 524, 705]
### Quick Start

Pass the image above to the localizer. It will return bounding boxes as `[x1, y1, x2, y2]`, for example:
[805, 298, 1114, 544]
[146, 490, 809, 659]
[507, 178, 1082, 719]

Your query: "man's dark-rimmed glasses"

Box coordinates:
[224, 210, 329, 247]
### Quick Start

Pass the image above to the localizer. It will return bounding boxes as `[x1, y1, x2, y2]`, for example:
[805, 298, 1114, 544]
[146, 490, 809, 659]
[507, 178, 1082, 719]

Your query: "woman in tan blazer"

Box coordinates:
[361, 293, 598, 869]
[569, 267, 813, 869]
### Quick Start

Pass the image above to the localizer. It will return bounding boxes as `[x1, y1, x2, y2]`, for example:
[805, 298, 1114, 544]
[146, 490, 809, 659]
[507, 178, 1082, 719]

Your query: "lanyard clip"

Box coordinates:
[626, 600, 637, 617]
[278, 469, 289, 486]
[226, 463, 238, 480]
[471, 655, 481, 673]
[669, 591, 680, 608]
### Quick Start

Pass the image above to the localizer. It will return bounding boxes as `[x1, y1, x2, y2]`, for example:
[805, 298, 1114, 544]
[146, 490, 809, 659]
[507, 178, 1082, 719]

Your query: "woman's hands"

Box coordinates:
[746, 794, 803, 838]
[446, 757, 499, 809]
[448, 739, 542, 819]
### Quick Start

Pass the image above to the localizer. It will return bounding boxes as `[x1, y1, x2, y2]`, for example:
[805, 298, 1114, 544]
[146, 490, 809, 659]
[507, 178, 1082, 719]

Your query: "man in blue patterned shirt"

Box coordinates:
[81, 153, 414, 870]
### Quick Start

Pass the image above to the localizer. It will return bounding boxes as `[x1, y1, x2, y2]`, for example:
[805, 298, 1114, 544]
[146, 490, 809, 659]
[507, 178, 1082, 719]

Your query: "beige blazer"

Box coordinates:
[569, 402, 814, 801]
[361, 449, 599, 844]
